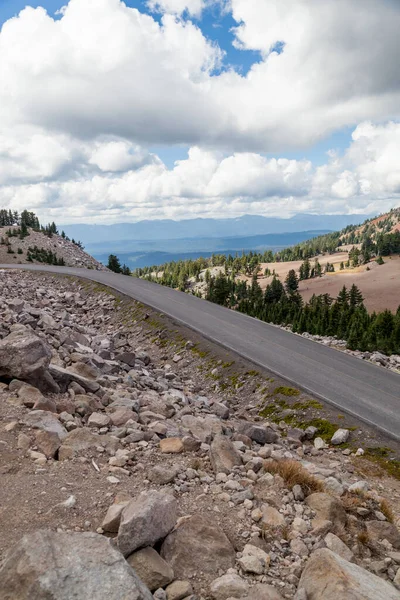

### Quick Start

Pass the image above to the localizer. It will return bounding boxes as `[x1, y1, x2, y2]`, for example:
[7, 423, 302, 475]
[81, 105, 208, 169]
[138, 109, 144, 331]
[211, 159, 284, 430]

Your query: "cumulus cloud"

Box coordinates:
[0, 0, 399, 222]
[0, 0, 399, 152]
[0, 122, 399, 223]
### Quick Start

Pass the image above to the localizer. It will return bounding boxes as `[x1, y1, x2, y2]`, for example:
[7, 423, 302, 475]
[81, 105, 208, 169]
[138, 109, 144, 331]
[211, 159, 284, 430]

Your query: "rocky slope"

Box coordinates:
[0, 225, 107, 270]
[0, 269, 400, 600]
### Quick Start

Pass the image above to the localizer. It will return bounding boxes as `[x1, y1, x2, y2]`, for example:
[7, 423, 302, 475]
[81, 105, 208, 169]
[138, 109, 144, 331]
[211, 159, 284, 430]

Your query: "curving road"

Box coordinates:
[1, 264, 400, 441]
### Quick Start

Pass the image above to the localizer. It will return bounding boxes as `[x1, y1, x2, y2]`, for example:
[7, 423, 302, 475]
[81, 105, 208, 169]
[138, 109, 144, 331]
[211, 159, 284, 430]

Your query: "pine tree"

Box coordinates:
[107, 254, 122, 273]
[285, 269, 299, 294]
[349, 284, 364, 309]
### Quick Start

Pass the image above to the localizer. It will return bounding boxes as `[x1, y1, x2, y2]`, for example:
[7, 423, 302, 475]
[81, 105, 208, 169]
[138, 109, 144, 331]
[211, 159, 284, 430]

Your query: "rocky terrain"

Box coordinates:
[0, 225, 107, 270]
[285, 330, 400, 374]
[1, 269, 400, 599]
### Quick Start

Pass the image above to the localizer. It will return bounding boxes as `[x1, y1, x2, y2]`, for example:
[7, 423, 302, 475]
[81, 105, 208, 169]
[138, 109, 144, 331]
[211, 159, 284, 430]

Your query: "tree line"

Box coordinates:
[0, 208, 84, 248]
[206, 269, 400, 355]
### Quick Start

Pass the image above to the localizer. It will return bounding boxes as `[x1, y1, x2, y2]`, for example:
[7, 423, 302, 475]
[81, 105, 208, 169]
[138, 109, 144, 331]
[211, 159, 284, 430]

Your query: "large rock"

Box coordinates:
[237, 422, 278, 445]
[35, 430, 62, 458]
[365, 521, 400, 549]
[0, 329, 51, 382]
[16, 383, 44, 408]
[48, 364, 100, 393]
[0, 530, 153, 600]
[181, 415, 223, 443]
[161, 514, 235, 578]
[23, 410, 67, 440]
[306, 493, 347, 534]
[127, 547, 174, 591]
[118, 491, 178, 557]
[298, 548, 400, 600]
[58, 428, 118, 460]
[209, 435, 242, 474]
[69, 361, 101, 381]
[324, 533, 354, 562]
[115, 351, 136, 367]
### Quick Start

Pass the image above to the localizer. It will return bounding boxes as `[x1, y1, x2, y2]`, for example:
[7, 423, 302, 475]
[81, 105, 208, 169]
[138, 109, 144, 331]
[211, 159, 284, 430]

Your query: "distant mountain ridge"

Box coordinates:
[90, 230, 332, 269]
[62, 213, 370, 245]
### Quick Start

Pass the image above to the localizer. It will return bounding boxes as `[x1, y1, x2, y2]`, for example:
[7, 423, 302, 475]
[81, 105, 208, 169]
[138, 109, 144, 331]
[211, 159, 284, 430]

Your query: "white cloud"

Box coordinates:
[0, 0, 399, 152]
[0, 0, 399, 221]
[88, 141, 154, 172]
[0, 122, 399, 223]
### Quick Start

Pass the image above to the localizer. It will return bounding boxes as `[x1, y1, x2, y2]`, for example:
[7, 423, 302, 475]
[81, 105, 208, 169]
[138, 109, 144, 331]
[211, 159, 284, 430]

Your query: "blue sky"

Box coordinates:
[0, 0, 352, 169]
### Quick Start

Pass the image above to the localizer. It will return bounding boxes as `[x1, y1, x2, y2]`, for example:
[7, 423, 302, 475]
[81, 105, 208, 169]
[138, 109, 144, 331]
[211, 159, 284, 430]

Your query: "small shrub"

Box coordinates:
[380, 499, 394, 523]
[264, 459, 324, 495]
[357, 531, 371, 546]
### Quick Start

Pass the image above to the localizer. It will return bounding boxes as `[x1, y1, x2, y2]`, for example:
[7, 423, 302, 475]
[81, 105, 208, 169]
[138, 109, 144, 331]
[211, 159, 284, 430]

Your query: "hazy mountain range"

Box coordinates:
[61, 213, 370, 269]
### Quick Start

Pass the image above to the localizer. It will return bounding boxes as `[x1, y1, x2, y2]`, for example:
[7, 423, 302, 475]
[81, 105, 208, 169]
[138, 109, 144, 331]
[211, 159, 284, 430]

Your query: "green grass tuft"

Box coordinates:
[273, 386, 300, 397]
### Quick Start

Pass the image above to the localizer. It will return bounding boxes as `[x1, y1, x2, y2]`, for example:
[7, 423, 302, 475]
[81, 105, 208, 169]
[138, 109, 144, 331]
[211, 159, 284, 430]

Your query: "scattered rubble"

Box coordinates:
[0, 269, 400, 600]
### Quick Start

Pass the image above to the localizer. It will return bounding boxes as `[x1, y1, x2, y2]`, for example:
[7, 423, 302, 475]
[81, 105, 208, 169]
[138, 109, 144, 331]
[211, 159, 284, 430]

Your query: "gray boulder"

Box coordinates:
[209, 435, 242, 474]
[161, 514, 235, 578]
[365, 520, 400, 549]
[0, 329, 51, 382]
[118, 491, 178, 557]
[48, 364, 100, 393]
[0, 530, 153, 600]
[330, 428, 350, 445]
[306, 493, 347, 534]
[23, 410, 67, 440]
[298, 548, 400, 599]
[237, 422, 278, 444]
[127, 547, 174, 591]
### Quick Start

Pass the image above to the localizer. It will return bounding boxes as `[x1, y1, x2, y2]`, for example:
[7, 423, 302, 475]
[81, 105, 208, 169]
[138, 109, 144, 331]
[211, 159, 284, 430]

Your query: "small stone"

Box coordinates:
[160, 438, 184, 454]
[101, 501, 130, 533]
[293, 484, 305, 501]
[314, 437, 327, 450]
[324, 477, 344, 496]
[107, 476, 120, 484]
[290, 538, 309, 557]
[330, 428, 350, 445]
[165, 580, 193, 600]
[261, 505, 285, 528]
[17, 432, 31, 450]
[210, 574, 249, 600]
[88, 413, 111, 428]
[349, 481, 369, 493]
[149, 465, 179, 485]
[126, 547, 174, 592]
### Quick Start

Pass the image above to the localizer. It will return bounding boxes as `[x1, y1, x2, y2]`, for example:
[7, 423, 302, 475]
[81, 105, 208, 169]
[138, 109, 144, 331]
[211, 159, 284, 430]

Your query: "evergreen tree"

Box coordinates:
[285, 269, 299, 294]
[107, 254, 122, 273]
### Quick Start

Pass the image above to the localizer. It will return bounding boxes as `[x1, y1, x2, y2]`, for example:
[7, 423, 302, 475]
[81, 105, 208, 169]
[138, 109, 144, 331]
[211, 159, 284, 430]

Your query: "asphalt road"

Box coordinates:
[1, 264, 400, 441]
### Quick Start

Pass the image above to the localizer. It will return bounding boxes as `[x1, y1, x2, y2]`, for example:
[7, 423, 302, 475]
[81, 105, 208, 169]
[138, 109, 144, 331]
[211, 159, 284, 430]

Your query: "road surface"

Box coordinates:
[1, 264, 400, 441]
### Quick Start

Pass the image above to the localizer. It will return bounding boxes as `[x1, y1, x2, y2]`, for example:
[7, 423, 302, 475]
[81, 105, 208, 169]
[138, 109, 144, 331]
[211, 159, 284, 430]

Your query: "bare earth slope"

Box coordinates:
[236, 253, 400, 313]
